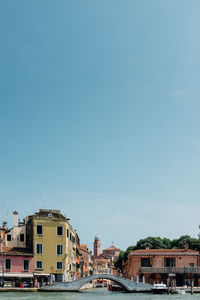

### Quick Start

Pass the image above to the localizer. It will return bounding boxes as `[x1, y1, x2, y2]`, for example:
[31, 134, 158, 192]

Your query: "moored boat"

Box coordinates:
[108, 284, 122, 291]
[177, 288, 186, 295]
[152, 283, 167, 294]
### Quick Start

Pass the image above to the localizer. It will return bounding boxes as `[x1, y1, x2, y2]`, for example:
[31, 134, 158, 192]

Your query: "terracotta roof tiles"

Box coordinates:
[1, 247, 33, 256]
[103, 245, 121, 252]
[130, 248, 199, 255]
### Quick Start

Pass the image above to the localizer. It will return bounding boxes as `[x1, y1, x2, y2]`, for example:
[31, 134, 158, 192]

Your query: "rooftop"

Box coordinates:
[103, 245, 121, 252]
[1, 247, 33, 256]
[129, 248, 199, 256]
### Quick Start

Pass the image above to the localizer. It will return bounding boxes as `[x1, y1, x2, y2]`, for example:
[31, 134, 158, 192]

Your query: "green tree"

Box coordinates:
[114, 251, 124, 271]
[135, 236, 167, 249]
[162, 238, 171, 249]
[123, 246, 136, 262]
[171, 235, 200, 251]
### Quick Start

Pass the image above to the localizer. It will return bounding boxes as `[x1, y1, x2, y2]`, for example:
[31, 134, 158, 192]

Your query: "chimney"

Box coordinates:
[145, 246, 150, 250]
[2, 221, 7, 229]
[13, 211, 18, 227]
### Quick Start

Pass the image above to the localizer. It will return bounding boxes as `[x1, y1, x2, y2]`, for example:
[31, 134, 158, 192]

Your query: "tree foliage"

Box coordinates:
[123, 246, 136, 262]
[135, 236, 168, 250]
[114, 251, 124, 270]
[114, 235, 200, 271]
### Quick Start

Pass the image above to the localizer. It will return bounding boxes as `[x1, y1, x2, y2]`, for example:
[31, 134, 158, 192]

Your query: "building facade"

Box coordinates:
[93, 240, 121, 276]
[26, 209, 76, 283]
[0, 212, 34, 287]
[79, 244, 91, 277]
[75, 232, 80, 279]
[5, 211, 26, 249]
[123, 247, 200, 286]
[93, 257, 112, 275]
[66, 221, 76, 280]
[0, 234, 34, 287]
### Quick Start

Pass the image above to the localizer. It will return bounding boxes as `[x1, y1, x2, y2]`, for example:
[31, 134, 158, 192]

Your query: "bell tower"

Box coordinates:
[94, 235, 100, 257]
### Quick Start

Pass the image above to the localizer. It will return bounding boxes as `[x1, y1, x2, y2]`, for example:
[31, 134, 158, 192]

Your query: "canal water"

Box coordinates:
[0, 288, 199, 300]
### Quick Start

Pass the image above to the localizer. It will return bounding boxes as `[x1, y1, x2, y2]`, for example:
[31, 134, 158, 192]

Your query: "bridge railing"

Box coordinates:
[140, 267, 200, 274]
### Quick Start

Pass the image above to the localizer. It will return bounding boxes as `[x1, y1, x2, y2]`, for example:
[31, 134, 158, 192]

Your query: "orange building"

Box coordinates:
[93, 236, 122, 276]
[75, 233, 80, 279]
[79, 244, 90, 277]
[123, 247, 200, 286]
[102, 246, 121, 262]
[97, 245, 121, 275]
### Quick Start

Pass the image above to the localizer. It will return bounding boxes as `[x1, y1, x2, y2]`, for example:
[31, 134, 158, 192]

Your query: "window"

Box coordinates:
[67, 229, 69, 237]
[5, 259, 11, 270]
[141, 258, 152, 267]
[20, 234, 24, 242]
[24, 260, 29, 271]
[70, 233, 71, 241]
[189, 263, 194, 268]
[164, 258, 176, 267]
[57, 261, 62, 270]
[36, 243, 43, 254]
[36, 261, 43, 269]
[164, 257, 176, 268]
[57, 245, 63, 255]
[57, 226, 63, 236]
[37, 225, 43, 235]
[72, 235, 75, 244]
[7, 234, 11, 241]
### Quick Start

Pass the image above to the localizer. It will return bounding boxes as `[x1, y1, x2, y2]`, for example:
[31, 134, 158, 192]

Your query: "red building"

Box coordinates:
[123, 247, 200, 286]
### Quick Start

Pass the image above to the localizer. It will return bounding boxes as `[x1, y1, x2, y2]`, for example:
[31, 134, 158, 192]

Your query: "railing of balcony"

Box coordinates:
[140, 267, 200, 274]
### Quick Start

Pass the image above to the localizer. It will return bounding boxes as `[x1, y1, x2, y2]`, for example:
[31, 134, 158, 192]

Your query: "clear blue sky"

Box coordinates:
[1, 0, 200, 251]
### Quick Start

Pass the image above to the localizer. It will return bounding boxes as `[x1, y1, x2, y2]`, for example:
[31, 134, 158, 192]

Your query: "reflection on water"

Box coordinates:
[0, 288, 199, 300]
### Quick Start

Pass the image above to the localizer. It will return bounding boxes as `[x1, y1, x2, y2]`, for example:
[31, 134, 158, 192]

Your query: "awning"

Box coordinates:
[0, 272, 33, 278]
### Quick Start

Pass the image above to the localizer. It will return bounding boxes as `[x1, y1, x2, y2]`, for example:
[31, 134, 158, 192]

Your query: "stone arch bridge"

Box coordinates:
[40, 274, 152, 292]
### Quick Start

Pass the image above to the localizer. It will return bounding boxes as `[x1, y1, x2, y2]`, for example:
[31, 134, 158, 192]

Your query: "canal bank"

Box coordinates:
[1, 286, 200, 293]
[1, 289, 200, 300]
[0, 287, 38, 292]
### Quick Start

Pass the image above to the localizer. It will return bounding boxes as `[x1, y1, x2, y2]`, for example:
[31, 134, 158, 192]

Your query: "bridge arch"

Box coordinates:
[41, 274, 152, 292]
[76, 274, 131, 291]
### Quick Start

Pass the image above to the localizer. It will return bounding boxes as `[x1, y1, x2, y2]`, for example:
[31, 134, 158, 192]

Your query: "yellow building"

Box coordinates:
[27, 209, 77, 283]
[66, 222, 76, 280]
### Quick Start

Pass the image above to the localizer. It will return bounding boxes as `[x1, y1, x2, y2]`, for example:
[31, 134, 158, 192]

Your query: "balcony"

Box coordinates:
[140, 267, 200, 274]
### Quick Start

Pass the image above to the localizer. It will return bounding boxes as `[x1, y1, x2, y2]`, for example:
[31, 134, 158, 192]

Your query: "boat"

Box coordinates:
[108, 284, 122, 291]
[96, 284, 103, 288]
[177, 288, 186, 295]
[152, 283, 167, 294]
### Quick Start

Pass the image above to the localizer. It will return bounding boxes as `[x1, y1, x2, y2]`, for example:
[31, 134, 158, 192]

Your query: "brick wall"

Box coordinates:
[123, 248, 200, 284]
